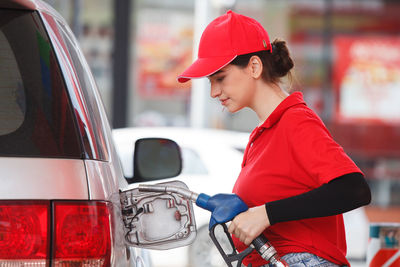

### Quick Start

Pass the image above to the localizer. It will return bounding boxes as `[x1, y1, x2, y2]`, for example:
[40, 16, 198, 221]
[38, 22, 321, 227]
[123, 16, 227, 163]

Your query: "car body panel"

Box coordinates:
[85, 159, 127, 200]
[0, 158, 88, 199]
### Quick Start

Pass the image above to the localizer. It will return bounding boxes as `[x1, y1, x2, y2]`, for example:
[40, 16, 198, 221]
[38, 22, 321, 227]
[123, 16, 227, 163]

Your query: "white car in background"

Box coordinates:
[112, 126, 370, 267]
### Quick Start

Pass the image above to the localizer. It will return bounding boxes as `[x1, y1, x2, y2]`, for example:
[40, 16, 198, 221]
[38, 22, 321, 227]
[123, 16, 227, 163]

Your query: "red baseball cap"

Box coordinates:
[177, 10, 272, 83]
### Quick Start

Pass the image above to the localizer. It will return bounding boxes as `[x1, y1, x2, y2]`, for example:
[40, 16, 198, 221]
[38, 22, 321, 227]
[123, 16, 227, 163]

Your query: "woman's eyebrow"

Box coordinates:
[209, 70, 224, 77]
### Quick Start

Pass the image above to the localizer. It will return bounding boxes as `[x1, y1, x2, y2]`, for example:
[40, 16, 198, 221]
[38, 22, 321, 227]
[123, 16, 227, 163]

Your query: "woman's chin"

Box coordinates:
[226, 106, 243, 113]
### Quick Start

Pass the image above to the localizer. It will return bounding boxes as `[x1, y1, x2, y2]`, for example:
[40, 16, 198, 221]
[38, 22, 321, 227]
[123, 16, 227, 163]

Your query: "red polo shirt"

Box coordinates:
[232, 92, 361, 267]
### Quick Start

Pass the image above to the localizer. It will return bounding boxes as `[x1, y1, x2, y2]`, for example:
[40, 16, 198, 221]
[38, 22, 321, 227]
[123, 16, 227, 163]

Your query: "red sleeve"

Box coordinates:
[286, 108, 362, 186]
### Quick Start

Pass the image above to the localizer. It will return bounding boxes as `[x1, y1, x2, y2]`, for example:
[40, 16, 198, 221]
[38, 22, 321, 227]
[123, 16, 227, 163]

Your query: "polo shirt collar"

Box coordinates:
[260, 91, 306, 129]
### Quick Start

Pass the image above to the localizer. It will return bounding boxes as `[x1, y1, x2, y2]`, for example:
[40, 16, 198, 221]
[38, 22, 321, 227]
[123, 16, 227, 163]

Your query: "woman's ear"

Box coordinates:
[247, 55, 263, 79]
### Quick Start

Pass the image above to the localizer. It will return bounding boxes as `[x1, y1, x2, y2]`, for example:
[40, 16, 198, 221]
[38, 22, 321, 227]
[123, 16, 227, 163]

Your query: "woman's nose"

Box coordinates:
[210, 84, 221, 98]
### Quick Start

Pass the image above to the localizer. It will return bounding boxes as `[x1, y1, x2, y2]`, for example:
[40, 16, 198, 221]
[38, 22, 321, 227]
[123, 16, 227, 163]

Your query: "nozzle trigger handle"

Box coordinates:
[209, 223, 253, 267]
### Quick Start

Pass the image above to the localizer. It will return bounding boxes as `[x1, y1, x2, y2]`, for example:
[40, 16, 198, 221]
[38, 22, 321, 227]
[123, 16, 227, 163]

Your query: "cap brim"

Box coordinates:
[177, 55, 237, 83]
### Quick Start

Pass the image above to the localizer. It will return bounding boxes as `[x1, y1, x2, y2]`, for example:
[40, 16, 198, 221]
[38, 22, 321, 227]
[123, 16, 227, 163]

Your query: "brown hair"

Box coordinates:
[230, 38, 294, 84]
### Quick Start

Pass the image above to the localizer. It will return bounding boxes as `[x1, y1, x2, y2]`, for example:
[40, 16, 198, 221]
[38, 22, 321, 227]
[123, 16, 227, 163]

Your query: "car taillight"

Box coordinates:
[53, 201, 112, 267]
[0, 201, 50, 267]
[0, 200, 112, 267]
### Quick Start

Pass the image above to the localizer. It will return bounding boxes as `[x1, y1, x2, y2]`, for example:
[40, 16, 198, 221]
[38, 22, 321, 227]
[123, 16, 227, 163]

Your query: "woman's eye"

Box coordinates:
[216, 77, 224, 82]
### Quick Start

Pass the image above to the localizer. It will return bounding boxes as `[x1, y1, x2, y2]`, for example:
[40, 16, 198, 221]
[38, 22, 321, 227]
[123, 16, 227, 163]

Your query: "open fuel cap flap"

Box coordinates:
[120, 180, 197, 250]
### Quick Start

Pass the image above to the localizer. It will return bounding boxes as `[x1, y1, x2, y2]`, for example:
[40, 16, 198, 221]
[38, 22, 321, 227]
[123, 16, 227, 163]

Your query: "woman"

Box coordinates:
[177, 10, 371, 267]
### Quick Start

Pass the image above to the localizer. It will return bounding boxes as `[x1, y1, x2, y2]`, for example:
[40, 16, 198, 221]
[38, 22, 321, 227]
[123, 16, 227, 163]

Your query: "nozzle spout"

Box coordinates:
[138, 184, 199, 203]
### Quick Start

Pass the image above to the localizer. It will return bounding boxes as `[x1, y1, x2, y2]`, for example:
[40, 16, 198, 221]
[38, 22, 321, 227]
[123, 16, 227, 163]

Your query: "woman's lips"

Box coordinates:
[220, 98, 228, 105]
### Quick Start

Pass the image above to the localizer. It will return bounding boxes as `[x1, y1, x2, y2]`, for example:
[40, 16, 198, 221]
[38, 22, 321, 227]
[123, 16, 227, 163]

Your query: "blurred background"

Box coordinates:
[44, 0, 400, 265]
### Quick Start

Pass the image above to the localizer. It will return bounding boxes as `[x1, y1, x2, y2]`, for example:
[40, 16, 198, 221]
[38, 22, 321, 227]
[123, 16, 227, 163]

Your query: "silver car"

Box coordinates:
[0, 1, 193, 266]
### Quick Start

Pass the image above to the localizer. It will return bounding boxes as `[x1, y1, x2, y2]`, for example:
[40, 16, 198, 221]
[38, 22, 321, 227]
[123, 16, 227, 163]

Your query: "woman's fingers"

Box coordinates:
[227, 205, 271, 246]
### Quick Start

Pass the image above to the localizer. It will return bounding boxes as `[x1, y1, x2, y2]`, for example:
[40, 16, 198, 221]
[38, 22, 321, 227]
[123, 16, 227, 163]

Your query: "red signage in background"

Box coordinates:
[330, 36, 400, 159]
[136, 9, 193, 99]
[333, 36, 400, 124]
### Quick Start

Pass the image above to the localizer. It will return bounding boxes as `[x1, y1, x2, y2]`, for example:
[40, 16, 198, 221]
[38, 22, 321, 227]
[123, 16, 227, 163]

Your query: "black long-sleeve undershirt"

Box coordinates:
[265, 172, 371, 225]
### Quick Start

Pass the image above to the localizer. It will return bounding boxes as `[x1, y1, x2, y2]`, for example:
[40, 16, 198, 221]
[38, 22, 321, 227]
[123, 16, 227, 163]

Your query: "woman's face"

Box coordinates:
[208, 64, 255, 113]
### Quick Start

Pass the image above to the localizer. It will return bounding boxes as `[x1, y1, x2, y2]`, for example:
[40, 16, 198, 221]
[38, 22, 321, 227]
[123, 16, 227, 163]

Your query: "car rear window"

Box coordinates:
[0, 9, 82, 158]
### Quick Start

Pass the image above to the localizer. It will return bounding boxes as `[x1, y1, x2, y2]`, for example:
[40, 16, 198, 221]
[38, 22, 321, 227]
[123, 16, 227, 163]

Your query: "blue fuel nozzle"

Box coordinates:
[196, 193, 248, 229]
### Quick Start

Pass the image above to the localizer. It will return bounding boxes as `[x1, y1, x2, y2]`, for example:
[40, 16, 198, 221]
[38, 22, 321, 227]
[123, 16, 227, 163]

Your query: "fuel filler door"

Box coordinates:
[120, 180, 197, 250]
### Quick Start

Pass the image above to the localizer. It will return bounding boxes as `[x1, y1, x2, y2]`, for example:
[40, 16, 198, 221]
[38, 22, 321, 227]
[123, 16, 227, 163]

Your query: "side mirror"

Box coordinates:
[129, 138, 182, 183]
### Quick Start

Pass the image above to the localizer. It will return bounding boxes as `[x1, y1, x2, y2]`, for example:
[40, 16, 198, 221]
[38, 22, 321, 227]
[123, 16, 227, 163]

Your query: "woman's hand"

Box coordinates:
[227, 205, 270, 246]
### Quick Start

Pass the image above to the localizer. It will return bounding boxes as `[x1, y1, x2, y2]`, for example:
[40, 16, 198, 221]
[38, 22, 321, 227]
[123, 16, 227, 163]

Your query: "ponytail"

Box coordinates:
[230, 38, 294, 84]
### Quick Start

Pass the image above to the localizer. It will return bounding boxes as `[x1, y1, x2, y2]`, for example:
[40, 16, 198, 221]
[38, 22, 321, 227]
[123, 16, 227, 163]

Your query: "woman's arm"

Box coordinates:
[265, 172, 371, 225]
[228, 172, 371, 245]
